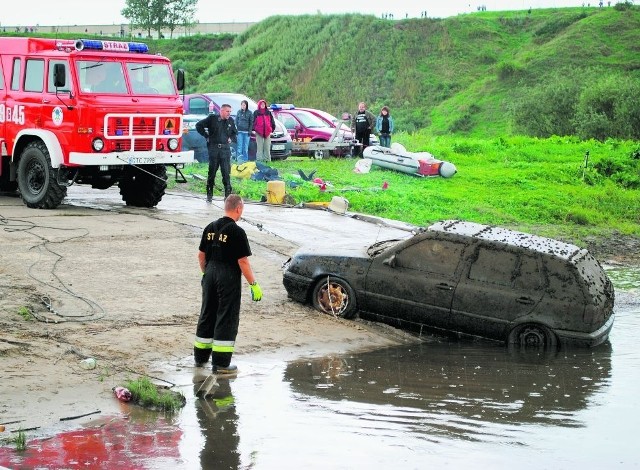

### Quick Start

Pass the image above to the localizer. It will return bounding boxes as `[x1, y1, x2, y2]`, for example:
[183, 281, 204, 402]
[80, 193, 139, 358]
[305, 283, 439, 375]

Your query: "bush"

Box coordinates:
[614, 1, 635, 11]
[496, 61, 520, 80]
[574, 74, 640, 141]
[510, 72, 581, 137]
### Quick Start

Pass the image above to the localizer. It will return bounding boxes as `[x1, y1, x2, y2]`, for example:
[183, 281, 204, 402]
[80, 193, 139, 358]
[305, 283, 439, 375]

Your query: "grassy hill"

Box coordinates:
[157, 4, 640, 139]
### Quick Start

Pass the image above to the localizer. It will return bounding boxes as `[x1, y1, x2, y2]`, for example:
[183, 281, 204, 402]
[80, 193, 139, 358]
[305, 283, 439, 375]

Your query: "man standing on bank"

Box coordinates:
[196, 104, 238, 202]
[351, 102, 375, 157]
[194, 194, 262, 374]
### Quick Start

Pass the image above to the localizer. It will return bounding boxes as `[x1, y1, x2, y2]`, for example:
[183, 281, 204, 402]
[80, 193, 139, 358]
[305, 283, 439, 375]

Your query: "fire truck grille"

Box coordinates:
[103, 113, 182, 152]
[109, 140, 154, 152]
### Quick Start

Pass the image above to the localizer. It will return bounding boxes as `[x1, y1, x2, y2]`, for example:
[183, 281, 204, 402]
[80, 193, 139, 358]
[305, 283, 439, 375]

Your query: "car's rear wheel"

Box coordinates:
[507, 323, 558, 350]
[119, 164, 167, 207]
[312, 149, 329, 159]
[311, 276, 357, 319]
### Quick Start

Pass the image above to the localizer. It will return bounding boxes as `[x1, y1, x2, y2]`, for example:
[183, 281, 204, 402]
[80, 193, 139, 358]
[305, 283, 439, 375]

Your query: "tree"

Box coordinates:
[165, 0, 199, 39]
[122, 0, 198, 39]
[122, 0, 163, 38]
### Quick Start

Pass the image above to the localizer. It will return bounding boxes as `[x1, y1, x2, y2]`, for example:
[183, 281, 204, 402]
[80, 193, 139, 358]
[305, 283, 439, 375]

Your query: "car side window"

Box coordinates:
[514, 254, 543, 290]
[544, 257, 584, 303]
[395, 239, 464, 276]
[11, 58, 22, 91]
[24, 59, 45, 93]
[278, 114, 297, 130]
[189, 97, 210, 115]
[47, 60, 72, 93]
[468, 247, 517, 286]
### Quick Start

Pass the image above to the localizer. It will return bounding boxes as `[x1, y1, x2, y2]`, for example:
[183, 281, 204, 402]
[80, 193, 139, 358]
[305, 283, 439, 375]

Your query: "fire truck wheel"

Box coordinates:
[119, 164, 167, 207]
[17, 141, 67, 209]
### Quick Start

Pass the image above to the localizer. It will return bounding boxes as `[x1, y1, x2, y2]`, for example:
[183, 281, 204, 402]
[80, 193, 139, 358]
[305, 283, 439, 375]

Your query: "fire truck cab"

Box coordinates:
[0, 37, 193, 209]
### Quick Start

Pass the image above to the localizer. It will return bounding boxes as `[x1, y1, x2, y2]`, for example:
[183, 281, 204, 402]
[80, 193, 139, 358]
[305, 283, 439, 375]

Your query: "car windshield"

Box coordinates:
[126, 63, 176, 95]
[367, 239, 402, 257]
[313, 109, 340, 125]
[293, 111, 331, 128]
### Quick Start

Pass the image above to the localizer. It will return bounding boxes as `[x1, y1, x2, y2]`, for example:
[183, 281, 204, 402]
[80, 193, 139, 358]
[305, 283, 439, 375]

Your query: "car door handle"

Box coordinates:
[436, 283, 453, 290]
[42, 99, 50, 103]
[516, 297, 535, 305]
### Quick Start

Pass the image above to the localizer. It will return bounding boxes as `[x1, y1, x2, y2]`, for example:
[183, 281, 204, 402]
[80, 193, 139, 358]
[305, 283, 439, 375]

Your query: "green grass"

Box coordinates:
[4, 7, 639, 139]
[13, 430, 26, 451]
[17, 306, 32, 321]
[175, 135, 639, 246]
[123, 377, 185, 412]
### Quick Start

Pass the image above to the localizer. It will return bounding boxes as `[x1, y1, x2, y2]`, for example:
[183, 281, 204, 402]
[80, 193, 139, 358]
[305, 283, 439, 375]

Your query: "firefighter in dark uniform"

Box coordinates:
[196, 103, 237, 202]
[194, 194, 262, 374]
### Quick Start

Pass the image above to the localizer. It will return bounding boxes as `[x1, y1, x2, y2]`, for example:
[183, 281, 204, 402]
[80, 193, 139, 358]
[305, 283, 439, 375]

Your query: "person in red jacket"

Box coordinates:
[253, 99, 276, 162]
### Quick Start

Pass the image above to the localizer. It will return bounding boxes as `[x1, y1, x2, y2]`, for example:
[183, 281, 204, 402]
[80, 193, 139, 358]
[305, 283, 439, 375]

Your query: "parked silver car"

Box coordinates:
[283, 220, 615, 349]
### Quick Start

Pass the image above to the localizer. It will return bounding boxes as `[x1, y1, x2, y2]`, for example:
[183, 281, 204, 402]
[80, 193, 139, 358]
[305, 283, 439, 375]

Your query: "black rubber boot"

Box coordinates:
[194, 346, 211, 366]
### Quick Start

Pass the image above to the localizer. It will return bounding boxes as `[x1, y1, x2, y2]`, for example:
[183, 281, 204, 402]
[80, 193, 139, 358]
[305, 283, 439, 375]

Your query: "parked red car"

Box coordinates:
[270, 104, 355, 157]
[298, 106, 380, 147]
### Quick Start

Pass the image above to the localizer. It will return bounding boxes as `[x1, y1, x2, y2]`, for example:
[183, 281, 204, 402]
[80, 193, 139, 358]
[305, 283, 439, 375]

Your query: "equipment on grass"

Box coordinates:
[363, 145, 457, 178]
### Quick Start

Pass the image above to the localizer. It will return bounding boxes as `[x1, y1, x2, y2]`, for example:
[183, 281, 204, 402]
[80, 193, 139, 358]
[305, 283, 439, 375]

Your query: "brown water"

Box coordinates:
[1, 188, 638, 469]
[2, 269, 637, 469]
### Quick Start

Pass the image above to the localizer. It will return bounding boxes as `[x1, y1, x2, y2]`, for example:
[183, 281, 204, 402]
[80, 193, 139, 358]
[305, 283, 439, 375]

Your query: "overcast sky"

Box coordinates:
[1, 0, 603, 27]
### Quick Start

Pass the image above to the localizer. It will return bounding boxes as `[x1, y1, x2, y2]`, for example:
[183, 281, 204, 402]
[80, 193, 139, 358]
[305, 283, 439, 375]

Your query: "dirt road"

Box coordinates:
[0, 187, 417, 435]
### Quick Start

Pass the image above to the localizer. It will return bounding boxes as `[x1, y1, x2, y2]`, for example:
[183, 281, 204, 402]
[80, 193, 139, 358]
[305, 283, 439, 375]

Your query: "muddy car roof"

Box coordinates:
[428, 220, 583, 260]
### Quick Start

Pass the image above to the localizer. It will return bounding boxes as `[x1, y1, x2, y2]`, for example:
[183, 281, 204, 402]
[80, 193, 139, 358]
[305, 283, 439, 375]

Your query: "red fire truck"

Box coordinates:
[0, 37, 193, 209]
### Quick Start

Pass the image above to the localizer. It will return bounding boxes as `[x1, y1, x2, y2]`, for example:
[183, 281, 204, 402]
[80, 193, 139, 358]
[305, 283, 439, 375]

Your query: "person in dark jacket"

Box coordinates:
[194, 194, 262, 374]
[196, 104, 237, 201]
[350, 102, 375, 157]
[235, 100, 254, 164]
[253, 99, 276, 163]
[375, 106, 395, 148]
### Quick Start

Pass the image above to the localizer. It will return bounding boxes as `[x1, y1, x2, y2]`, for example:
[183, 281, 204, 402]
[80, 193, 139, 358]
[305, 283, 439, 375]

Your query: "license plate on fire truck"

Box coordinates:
[128, 157, 156, 164]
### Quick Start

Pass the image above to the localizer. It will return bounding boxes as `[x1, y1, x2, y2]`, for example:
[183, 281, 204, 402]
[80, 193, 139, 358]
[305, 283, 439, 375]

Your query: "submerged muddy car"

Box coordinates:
[282, 220, 615, 348]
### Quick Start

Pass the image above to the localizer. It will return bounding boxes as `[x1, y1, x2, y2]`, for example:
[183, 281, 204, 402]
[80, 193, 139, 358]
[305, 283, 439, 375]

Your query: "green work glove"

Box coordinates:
[250, 282, 262, 301]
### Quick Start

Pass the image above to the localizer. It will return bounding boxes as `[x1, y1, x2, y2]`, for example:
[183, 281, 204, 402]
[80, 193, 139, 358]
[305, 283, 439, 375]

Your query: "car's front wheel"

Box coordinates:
[17, 141, 67, 209]
[311, 276, 357, 319]
[507, 323, 558, 350]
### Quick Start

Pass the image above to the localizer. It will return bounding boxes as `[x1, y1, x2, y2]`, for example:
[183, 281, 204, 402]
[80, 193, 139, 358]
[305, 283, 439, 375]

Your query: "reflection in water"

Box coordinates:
[193, 377, 240, 470]
[0, 405, 183, 468]
[285, 340, 612, 443]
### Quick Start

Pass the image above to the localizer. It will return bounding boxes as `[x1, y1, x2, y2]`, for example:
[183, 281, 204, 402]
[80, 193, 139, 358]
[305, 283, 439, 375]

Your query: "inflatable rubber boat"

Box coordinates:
[363, 144, 457, 178]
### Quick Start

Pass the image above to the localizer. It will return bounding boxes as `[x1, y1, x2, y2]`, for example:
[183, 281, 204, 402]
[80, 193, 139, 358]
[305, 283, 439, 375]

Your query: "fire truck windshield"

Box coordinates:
[77, 60, 175, 95]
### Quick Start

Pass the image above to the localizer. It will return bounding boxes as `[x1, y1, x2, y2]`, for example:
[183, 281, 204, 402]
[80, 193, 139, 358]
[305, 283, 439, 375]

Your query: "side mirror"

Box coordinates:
[341, 112, 351, 120]
[176, 69, 185, 91]
[53, 63, 66, 88]
[383, 254, 396, 268]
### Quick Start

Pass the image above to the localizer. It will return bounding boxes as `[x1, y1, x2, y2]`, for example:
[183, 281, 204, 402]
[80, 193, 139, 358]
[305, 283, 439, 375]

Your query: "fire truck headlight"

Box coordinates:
[167, 138, 179, 151]
[92, 138, 105, 152]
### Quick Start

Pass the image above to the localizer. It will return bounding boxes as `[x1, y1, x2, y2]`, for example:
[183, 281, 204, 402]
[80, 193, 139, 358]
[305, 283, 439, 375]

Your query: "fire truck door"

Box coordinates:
[42, 60, 75, 150]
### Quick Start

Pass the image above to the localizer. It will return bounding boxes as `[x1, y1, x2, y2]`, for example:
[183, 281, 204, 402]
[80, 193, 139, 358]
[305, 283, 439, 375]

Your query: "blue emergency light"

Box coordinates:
[75, 39, 149, 53]
[270, 103, 296, 110]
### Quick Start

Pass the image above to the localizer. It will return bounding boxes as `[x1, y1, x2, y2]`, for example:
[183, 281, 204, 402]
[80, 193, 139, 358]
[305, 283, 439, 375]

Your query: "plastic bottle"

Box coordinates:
[80, 358, 97, 370]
